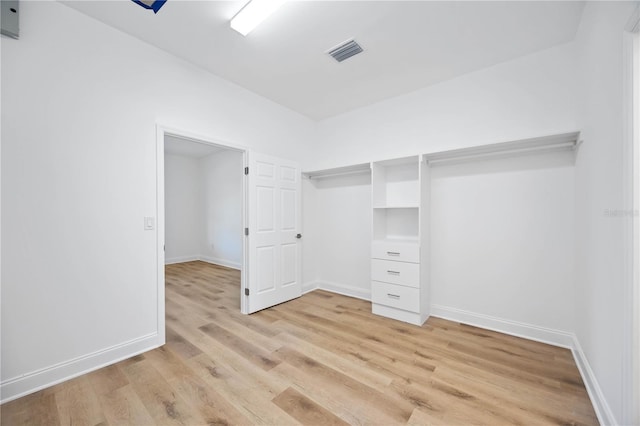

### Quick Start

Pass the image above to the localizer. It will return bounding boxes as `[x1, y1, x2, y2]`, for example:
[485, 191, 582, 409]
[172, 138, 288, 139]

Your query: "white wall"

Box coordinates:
[303, 173, 372, 299]
[573, 2, 638, 424]
[164, 149, 243, 269]
[306, 42, 579, 343]
[0, 0, 315, 402]
[430, 152, 575, 334]
[164, 154, 202, 263]
[312, 42, 578, 170]
[199, 150, 243, 269]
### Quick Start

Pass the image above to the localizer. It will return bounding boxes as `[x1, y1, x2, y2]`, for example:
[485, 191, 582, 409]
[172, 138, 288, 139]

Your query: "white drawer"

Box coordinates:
[371, 259, 419, 288]
[372, 241, 419, 263]
[371, 281, 420, 313]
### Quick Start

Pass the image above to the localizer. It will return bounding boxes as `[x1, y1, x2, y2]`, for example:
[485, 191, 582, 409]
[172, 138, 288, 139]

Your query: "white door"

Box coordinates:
[247, 152, 302, 313]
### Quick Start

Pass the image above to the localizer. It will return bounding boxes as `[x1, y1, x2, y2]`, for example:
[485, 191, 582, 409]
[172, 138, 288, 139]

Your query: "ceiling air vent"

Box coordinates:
[328, 39, 363, 63]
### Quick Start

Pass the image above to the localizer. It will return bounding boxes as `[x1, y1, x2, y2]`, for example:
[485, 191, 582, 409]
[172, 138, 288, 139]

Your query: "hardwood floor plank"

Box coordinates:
[54, 376, 107, 426]
[275, 346, 415, 424]
[1, 391, 61, 426]
[198, 322, 281, 371]
[432, 365, 597, 425]
[274, 330, 394, 390]
[121, 359, 204, 425]
[187, 353, 300, 425]
[2, 261, 598, 426]
[166, 325, 204, 360]
[167, 373, 250, 426]
[272, 387, 350, 426]
[97, 384, 155, 426]
[87, 363, 130, 396]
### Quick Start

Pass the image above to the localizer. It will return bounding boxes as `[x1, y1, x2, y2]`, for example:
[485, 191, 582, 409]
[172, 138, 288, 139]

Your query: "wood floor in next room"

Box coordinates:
[1, 261, 598, 425]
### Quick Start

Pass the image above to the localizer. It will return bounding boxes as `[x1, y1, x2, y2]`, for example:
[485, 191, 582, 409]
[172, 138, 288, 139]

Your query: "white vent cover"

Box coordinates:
[327, 39, 363, 62]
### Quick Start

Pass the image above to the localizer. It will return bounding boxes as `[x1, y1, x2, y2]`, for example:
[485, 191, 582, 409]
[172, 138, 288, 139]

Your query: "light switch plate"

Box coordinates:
[144, 217, 155, 230]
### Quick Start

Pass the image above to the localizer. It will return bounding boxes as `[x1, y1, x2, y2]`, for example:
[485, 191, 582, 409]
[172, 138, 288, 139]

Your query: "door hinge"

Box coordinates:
[245, 288, 250, 296]
[245, 228, 249, 236]
[244, 166, 249, 175]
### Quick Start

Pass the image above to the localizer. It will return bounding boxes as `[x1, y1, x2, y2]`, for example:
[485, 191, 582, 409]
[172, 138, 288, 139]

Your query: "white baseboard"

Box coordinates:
[302, 281, 318, 294]
[571, 336, 616, 426]
[198, 256, 241, 271]
[430, 304, 614, 426]
[430, 304, 575, 348]
[165, 255, 199, 265]
[165, 255, 241, 270]
[315, 280, 370, 301]
[0, 332, 161, 404]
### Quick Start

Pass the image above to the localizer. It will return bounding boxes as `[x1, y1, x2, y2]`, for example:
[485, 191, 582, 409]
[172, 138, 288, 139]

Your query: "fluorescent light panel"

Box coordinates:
[230, 0, 287, 36]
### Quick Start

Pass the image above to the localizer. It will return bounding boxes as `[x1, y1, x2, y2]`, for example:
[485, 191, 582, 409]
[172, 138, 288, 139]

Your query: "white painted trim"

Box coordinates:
[302, 281, 319, 295]
[164, 256, 241, 270]
[572, 335, 616, 426]
[199, 256, 242, 271]
[165, 255, 200, 265]
[623, 9, 640, 424]
[372, 304, 424, 326]
[315, 280, 371, 301]
[159, 125, 249, 154]
[156, 124, 249, 317]
[241, 150, 249, 315]
[0, 332, 160, 404]
[430, 304, 574, 348]
[155, 125, 166, 348]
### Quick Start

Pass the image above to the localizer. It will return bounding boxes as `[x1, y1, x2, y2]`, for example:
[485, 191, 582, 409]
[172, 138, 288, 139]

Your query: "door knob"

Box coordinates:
[296, 234, 302, 239]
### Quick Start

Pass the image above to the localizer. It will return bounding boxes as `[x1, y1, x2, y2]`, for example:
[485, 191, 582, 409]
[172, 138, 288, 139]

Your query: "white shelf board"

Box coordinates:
[425, 131, 580, 164]
[303, 162, 370, 179]
[373, 237, 419, 244]
[374, 155, 421, 167]
[372, 204, 419, 209]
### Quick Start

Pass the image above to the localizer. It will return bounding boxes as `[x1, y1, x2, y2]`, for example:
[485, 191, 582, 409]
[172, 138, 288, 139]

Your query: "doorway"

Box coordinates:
[156, 125, 304, 338]
[156, 126, 249, 332]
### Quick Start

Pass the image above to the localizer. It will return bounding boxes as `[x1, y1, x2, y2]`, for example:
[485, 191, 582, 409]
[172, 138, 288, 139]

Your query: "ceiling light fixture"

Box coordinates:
[230, 0, 287, 36]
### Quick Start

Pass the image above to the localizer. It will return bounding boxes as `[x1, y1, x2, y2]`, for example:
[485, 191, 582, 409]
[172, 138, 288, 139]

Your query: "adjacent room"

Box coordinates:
[1, 1, 639, 425]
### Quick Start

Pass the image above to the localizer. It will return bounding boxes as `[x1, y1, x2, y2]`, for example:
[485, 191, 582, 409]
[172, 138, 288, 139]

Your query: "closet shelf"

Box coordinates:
[303, 162, 370, 179]
[373, 204, 419, 209]
[425, 131, 580, 164]
[373, 237, 420, 244]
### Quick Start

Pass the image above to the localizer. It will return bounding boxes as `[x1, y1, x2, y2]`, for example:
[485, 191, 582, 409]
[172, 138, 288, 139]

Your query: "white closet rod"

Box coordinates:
[304, 163, 371, 180]
[425, 131, 581, 164]
[302, 131, 581, 178]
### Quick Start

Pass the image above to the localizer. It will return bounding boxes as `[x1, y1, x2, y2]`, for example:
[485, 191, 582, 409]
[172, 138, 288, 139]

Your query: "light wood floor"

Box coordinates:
[2, 261, 598, 425]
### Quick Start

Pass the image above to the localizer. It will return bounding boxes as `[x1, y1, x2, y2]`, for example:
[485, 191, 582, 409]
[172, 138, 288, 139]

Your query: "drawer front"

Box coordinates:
[372, 241, 419, 263]
[371, 281, 420, 313]
[371, 259, 420, 288]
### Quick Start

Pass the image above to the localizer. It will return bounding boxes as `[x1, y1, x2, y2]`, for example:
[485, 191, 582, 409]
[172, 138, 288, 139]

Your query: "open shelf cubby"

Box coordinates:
[371, 155, 420, 208]
[372, 207, 419, 242]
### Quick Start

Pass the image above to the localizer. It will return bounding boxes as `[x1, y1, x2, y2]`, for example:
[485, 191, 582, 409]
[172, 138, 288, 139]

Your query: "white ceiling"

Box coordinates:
[64, 1, 585, 120]
[164, 134, 226, 157]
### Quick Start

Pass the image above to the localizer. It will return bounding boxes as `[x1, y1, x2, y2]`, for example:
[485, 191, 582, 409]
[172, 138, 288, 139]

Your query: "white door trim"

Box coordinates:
[623, 7, 640, 424]
[155, 124, 251, 332]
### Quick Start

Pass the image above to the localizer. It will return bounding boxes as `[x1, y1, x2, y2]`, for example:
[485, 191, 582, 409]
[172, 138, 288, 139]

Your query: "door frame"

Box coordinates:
[156, 124, 251, 344]
[623, 7, 640, 425]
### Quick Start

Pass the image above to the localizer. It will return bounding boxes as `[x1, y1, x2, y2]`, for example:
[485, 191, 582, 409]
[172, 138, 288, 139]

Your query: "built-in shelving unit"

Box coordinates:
[300, 131, 580, 326]
[370, 155, 429, 326]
